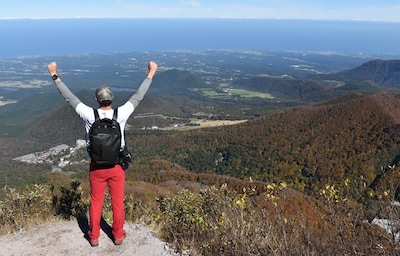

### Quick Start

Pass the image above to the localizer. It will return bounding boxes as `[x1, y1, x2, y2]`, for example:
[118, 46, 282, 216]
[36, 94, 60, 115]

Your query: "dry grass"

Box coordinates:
[161, 119, 248, 131]
[155, 183, 400, 255]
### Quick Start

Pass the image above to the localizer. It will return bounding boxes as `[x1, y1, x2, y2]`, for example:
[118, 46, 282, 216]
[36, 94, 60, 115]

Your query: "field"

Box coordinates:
[191, 88, 275, 99]
[161, 119, 248, 131]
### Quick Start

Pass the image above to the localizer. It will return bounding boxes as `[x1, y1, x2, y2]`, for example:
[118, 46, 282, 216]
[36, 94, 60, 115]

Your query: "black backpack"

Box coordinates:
[87, 108, 122, 166]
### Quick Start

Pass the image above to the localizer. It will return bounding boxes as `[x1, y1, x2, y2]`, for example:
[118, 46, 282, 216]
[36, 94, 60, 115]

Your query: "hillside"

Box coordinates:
[150, 69, 210, 95]
[309, 59, 400, 89]
[338, 59, 400, 88]
[5, 91, 400, 203]
[124, 92, 400, 207]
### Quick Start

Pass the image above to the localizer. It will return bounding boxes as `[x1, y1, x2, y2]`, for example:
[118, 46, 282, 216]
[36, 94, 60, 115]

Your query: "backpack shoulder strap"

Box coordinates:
[93, 108, 100, 121]
[112, 108, 118, 121]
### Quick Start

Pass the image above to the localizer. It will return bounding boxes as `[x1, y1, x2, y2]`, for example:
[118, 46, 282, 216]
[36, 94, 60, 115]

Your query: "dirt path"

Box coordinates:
[0, 220, 180, 256]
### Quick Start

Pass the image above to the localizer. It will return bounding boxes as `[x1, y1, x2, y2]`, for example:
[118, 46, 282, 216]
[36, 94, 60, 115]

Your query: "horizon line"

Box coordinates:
[0, 17, 399, 23]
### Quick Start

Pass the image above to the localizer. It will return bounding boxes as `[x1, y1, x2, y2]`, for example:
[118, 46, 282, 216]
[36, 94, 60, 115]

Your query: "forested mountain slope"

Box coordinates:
[127, 92, 400, 203]
[309, 59, 400, 89]
[338, 59, 400, 88]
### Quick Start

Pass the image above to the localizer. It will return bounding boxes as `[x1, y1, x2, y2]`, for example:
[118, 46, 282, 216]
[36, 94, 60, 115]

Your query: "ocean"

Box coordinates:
[0, 18, 399, 58]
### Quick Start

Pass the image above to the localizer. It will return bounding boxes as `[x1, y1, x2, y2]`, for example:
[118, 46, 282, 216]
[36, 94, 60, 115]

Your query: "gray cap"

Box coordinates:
[95, 86, 114, 103]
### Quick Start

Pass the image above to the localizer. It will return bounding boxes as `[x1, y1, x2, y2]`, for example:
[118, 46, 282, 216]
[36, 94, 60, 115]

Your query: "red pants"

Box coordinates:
[88, 162, 126, 240]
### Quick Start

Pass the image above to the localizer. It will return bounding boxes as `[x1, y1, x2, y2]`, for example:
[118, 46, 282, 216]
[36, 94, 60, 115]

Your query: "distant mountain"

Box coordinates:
[337, 59, 400, 88]
[231, 60, 400, 104]
[150, 69, 208, 95]
[310, 59, 400, 89]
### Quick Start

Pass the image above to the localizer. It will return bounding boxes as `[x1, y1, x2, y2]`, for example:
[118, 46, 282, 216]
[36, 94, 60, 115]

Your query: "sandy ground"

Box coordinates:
[0, 219, 180, 256]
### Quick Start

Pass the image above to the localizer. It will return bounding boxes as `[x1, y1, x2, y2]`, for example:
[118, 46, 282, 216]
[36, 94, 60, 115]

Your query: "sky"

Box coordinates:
[0, 0, 400, 22]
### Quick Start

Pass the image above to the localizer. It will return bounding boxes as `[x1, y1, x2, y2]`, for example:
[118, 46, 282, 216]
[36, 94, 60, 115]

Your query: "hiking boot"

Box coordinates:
[90, 239, 99, 247]
[113, 236, 125, 245]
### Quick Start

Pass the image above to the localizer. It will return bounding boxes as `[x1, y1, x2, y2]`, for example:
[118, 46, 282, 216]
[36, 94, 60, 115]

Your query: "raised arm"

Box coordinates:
[47, 62, 81, 109]
[128, 61, 158, 109]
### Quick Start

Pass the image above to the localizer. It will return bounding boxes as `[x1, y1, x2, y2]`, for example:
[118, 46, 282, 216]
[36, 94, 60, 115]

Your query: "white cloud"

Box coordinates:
[180, 0, 201, 8]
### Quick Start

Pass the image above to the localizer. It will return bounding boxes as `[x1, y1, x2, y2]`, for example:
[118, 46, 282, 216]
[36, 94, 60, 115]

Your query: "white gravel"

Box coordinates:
[0, 220, 181, 256]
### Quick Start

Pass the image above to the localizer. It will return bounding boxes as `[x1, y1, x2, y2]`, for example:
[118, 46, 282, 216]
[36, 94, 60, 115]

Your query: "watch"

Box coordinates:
[52, 74, 59, 81]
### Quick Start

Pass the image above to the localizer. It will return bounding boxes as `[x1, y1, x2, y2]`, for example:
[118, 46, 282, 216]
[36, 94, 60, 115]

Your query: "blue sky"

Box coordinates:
[1, 0, 399, 22]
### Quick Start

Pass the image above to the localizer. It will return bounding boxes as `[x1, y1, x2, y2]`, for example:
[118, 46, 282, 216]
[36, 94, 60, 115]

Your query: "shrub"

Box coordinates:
[125, 194, 157, 224]
[0, 184, 53, 234]
[52, 180, 89, 219]
[157, 184, 275, 255]
[156, 183, 400, 256]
